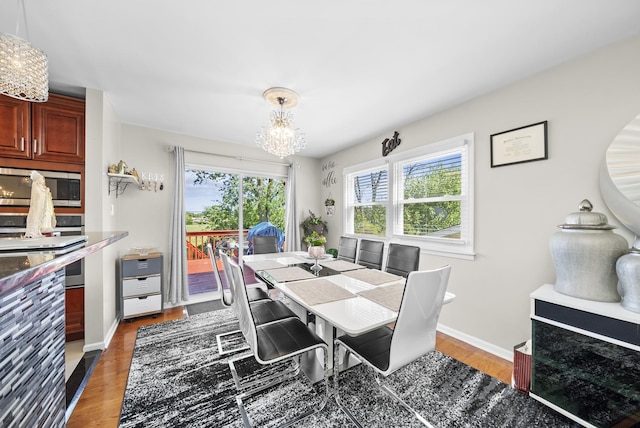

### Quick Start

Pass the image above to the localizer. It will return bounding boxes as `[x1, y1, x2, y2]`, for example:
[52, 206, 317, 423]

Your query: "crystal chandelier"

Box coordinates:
[0, 0, 49, 102]
[256, 87, 306, 158]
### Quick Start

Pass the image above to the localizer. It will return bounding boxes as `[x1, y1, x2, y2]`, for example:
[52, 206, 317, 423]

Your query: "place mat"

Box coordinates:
[357, 283, 405, 311]
[318, 259, 365, 272]
[285, 278, 357, 306]
[341, 269, 403, 286]
[243, 260, 286, 271]
[263, 266, 316, 283]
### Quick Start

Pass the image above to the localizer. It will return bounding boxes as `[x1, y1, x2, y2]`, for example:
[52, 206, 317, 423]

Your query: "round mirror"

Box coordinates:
[600, 113, 640, 236]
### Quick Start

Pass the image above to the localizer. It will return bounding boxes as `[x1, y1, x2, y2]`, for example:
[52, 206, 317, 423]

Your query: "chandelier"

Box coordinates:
[256, 87, 306, 158]
[0, 0, 49, 102]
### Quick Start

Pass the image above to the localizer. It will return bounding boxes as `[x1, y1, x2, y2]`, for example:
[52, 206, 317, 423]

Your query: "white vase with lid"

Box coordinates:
[549, 199, 628, 302]
[616, 239, 640, 313]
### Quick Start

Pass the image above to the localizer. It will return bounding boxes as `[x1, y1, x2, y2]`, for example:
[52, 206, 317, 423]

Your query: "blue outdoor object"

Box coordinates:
[247, 222, 285, 254]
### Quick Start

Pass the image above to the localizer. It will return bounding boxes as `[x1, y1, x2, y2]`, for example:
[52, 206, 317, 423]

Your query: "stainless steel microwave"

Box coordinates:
[0, 167, 81, 207]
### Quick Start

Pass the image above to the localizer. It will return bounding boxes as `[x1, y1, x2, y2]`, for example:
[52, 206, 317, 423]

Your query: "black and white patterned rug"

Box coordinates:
[118, 308, 576, 427]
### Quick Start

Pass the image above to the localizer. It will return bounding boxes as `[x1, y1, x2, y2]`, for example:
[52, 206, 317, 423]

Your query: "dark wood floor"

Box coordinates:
[66, 306, 513, 428]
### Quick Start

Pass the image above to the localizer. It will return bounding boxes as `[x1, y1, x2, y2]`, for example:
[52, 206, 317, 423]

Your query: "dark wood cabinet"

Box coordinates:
[0, 96, 31, 159]
[0, 93, 85, 164]
[65, 287, 85, 342]
[32, 94, 85, 164]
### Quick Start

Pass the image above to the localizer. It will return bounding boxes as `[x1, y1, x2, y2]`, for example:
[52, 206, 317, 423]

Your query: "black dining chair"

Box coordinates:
[227, 261, 330, 427]
[252, 235, 279, 254]
[385, 243, 421, 277]
[337, 236, 358, 263]
[333, 265, 451, 427]
[357, 239, 385, 270]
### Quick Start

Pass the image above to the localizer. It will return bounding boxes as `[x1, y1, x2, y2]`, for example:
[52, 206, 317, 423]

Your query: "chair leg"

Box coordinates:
[233, 347, 329, 428]
[333, 341, 365, 428]
[228, 353, 301, 395]
[373, 372, 435, 428]
[334, 342, 434, 428]
[216, 329, 249, 356]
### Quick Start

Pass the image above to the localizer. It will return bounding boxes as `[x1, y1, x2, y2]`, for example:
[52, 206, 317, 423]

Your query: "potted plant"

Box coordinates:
[301, 210, 327, 236]
[304, 231, 327, 258]
[324, 197, 335, 216]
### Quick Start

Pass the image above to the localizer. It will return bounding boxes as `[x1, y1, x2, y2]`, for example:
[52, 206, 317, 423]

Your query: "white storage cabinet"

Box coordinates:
[118, 253, 163, 320]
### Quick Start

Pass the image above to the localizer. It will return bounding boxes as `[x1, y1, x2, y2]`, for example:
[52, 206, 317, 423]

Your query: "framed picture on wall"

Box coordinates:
[490, 121, 548, 167]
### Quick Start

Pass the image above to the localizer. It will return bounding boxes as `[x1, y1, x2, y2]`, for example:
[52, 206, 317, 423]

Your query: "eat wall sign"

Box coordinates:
[382, 131, 401, 156]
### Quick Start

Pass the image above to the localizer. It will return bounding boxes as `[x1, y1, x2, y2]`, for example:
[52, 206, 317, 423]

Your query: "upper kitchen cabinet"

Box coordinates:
[0, 93, 85, 164]
[0, 95, 31, 159]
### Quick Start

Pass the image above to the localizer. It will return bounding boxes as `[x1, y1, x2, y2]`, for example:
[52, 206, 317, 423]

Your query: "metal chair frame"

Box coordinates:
[208, 245, 251, 356]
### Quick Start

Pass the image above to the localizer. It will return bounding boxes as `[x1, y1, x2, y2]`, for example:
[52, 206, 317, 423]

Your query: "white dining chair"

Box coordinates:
[333, 265, 451, 427]
[216, 251, 297, 355]
[227, 261, 330, 427]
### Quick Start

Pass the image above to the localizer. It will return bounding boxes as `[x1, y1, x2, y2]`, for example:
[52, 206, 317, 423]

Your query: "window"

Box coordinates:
[344, 133, 474, 259]
[345, 165, 388, 236]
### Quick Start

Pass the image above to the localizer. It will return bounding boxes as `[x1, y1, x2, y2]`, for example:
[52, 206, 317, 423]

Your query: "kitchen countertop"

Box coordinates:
[0, 231, 128, 296]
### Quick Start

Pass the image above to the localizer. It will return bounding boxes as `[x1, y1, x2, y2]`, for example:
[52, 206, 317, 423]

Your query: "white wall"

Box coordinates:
[320, 35, 640, 358]
[84, 88, 121, 351]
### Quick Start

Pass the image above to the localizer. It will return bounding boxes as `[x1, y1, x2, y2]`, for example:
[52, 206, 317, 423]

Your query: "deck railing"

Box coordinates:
[186, 230, 249, 260]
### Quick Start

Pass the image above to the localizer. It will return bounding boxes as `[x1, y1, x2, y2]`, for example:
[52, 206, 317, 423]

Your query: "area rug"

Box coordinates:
[185, 299, 226, 316]
[118, 309, 575, 428]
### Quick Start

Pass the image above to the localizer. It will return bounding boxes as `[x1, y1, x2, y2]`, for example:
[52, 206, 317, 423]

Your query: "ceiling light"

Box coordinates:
[0, 0, 49, 102]
[256, 87, 306, 158]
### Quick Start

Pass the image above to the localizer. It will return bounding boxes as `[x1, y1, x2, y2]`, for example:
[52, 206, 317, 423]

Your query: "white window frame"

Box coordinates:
[343, 133, 475, 260]
[344, 162, 389, 237]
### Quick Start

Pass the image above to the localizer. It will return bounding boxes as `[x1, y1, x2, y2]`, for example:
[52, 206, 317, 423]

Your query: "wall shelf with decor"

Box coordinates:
[107, 173, 138, 197]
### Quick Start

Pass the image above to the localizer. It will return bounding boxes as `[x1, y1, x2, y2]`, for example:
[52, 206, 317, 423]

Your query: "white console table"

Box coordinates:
[530, 284, 640, 428]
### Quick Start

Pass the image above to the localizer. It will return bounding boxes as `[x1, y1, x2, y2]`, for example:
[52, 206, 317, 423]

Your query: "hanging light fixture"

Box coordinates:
[0, 0, 49, 102]
[256, 87, 306, 158]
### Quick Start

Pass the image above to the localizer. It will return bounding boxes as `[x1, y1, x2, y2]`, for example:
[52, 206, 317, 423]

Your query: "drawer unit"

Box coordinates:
[122, 256, 163, 278]
[123, 294, 163, 318]
[122, 276, 161, 297]
[118, 252, 163, 320]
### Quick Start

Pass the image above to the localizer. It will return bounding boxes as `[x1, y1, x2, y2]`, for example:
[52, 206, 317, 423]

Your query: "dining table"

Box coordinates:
[242, 251, 456, 378]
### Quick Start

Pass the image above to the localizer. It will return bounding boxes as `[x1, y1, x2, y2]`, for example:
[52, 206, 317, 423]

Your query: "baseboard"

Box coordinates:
[83, 316, 119, 352]
[437, 323, 513, 362]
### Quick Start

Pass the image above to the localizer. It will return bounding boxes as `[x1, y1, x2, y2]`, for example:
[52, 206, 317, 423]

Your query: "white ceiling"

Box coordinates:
[2, 1, 640, 159]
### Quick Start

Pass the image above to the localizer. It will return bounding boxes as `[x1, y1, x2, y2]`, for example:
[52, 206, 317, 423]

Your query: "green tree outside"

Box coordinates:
[189, 170, 286, 231]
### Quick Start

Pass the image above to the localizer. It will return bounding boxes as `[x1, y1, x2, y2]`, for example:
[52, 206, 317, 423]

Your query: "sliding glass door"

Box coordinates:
[184, 165, 285, 299]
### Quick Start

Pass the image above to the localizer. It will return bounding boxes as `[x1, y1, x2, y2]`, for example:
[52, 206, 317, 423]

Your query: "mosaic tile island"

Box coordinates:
[0, 231, 128, 428]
